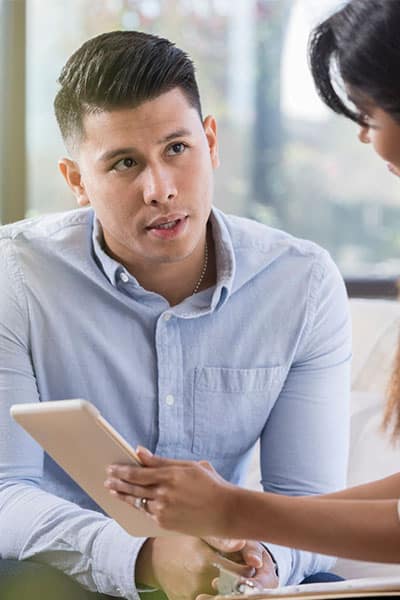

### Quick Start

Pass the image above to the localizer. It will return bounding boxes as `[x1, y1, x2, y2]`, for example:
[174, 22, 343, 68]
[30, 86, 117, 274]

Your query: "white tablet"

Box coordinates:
[10, 399, 175, 537]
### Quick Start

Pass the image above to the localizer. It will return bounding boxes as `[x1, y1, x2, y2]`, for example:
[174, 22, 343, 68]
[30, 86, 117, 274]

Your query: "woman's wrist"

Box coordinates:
[218, 483, 249, 538]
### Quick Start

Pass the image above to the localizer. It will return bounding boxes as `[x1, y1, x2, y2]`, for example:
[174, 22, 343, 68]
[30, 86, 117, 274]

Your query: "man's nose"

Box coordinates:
[141, 166, 177, 206]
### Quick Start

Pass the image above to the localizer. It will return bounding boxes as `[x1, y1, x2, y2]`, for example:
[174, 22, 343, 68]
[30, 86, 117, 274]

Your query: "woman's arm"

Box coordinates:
[317, 472, 400, 500]
[232, 489, 400, 563]
[105, 449, 400, 564]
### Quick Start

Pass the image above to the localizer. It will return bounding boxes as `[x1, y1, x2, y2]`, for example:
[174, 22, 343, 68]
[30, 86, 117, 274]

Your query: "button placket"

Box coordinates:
[165, 394, 175, 406]
[155, 312, 183, 453]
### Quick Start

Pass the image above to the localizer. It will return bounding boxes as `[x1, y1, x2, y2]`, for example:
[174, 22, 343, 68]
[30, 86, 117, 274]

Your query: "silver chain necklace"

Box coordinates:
[192, 240, 208, 295]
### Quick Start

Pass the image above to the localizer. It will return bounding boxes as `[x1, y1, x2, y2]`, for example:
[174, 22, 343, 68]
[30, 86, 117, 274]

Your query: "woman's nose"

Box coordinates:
[358, 125, 370, 144]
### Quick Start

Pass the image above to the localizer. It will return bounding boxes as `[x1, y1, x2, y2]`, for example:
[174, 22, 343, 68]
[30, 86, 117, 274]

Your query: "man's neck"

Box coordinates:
[104, 230, 216, 307]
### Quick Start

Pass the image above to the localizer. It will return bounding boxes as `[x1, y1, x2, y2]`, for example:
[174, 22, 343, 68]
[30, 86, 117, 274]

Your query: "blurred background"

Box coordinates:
[2, 0, 400, 287]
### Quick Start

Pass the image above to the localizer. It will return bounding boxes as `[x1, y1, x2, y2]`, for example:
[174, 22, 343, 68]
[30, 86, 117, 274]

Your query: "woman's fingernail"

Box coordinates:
[136, 446, 153, 457]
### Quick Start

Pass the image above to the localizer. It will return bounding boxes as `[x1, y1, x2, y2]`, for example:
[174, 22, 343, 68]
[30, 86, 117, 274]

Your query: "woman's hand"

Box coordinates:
[104, 447, 238, 537]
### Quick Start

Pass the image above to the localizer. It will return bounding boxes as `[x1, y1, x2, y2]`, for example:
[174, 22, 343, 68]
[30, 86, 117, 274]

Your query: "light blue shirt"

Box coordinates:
[0, 207, 351, 598]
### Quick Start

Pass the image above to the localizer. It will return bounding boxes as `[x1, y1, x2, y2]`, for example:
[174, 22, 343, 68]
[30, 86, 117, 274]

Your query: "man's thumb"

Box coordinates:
[204, 536, 246, 553]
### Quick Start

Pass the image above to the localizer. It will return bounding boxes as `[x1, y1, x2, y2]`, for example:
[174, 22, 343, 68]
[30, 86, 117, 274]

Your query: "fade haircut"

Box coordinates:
[54, 30, 203, 152]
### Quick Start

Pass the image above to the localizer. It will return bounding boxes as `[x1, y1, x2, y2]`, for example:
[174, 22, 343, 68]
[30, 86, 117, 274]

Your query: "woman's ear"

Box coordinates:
[58, 158, 90, 207]
[203, 115, 220, 169]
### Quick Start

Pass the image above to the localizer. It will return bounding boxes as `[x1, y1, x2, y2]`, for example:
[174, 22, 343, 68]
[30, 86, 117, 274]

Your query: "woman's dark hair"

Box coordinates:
[310, 0, 400, 442]
[308, 0, 400, 125]
[54, 30, 202, 151]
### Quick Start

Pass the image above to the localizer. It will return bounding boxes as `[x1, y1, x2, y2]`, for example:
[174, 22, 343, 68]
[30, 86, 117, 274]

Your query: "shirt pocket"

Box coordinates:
[192, 366, 283, 458]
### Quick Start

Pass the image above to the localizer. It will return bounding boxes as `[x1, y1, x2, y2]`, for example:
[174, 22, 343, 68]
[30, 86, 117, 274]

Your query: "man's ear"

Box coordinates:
[58, 158, 90, 207]
[203, 115, 220, 169]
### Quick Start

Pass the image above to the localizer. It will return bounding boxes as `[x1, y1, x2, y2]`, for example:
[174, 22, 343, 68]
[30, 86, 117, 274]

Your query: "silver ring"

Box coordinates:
[134, 497, 149, 512]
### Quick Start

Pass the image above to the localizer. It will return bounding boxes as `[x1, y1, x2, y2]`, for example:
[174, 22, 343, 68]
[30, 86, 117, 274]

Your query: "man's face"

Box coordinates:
[60, 88, 219, 267]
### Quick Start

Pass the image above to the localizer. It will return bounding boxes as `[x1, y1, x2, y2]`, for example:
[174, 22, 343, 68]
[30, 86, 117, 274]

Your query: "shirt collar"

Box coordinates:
[92, 217, 137, 288]
[91, 206, 236, 311]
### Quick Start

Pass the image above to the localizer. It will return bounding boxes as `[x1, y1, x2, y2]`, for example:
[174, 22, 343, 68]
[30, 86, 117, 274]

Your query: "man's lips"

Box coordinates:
[146, 214, 188, 230]
[145, 214, 189, 240]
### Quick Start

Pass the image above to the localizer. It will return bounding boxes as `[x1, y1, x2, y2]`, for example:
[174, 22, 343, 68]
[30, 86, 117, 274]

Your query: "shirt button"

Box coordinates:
[120, 272, 129, 283]
[165, 394, 175, 406]
[163, 313, 172, 321]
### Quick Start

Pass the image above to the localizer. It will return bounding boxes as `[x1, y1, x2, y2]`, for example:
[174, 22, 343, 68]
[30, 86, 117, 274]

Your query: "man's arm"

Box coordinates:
[0, 239, 145, 599]
[0, 239, 260, 600]
[258, 251, 352, 585]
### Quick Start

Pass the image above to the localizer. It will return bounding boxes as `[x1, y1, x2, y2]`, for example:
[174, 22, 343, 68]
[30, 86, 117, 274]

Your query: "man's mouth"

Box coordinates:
[146, 215, 188, 231]
[145, 215, 188, 239]
[149, 218, 182, 230]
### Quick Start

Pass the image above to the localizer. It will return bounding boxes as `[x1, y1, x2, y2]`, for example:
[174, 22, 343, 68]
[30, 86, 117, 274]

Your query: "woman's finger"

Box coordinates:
[198, 460, 216, 473]
[135, 447, 198, 469]
[107, 464, 168, 485]
[108, 489, 159, 518]
[104, 477, 157, 499]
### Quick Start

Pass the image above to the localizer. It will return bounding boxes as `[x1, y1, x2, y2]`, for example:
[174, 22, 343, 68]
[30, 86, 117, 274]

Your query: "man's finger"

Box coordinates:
[204, 536, 246, 553]
[213, 555, 255, 578]
[240, 543, 264, 569]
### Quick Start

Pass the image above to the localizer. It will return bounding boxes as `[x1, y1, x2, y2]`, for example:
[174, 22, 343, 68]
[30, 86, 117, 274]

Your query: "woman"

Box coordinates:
[105, 0, 400, 565]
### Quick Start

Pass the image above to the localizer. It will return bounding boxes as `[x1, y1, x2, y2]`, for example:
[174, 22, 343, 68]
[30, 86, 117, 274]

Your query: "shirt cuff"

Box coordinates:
[262, 542, 292, 586]
[92, 519, 149, 599]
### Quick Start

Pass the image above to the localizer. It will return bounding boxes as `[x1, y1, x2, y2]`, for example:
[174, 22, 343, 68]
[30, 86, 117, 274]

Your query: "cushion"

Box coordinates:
[336, 298, 400, 577]
[245, 298, 400, 578]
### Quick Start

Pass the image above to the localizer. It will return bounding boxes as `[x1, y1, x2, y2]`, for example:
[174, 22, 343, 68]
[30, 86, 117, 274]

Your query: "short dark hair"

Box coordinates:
[54, 30, 202, 150]
[308, 0, 400, 125]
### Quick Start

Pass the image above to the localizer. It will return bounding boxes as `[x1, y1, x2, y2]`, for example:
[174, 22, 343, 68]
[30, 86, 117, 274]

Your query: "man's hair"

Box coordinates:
[54, 30, 203, 151]
[308, 0, 400, 125]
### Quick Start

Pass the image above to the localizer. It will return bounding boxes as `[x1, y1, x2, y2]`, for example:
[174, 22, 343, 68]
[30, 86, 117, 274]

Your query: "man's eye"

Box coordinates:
[167, 143, 187, 156]
[113, 158, 136, 171]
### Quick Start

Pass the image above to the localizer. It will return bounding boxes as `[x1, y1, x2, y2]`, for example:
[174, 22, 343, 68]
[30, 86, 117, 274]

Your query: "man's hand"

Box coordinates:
[237, 542, 279, 590]
[135, 535, 254, 600]
[207, 540, 278, 594]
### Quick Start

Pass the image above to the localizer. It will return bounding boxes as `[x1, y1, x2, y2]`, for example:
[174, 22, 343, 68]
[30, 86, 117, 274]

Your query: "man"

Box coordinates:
[0, 31, 351, 600]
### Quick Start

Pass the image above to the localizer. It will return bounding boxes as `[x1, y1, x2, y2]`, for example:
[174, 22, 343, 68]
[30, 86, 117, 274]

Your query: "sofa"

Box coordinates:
[245, 297, 400, 578]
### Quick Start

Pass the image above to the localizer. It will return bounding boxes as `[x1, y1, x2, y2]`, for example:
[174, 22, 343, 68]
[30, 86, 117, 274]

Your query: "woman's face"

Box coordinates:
[349, 91, 400, 177]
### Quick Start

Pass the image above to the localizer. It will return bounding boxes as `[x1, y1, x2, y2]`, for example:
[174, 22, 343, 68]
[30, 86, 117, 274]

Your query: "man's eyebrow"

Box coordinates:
[98, 129, 193, 163]
[157, 128, 192, 144]
[99, 147, 136, 163]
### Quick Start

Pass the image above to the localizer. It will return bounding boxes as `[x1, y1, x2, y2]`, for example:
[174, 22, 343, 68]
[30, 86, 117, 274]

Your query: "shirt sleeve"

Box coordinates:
[259, 250, 352, 585]
[0, 239, 146, 600]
